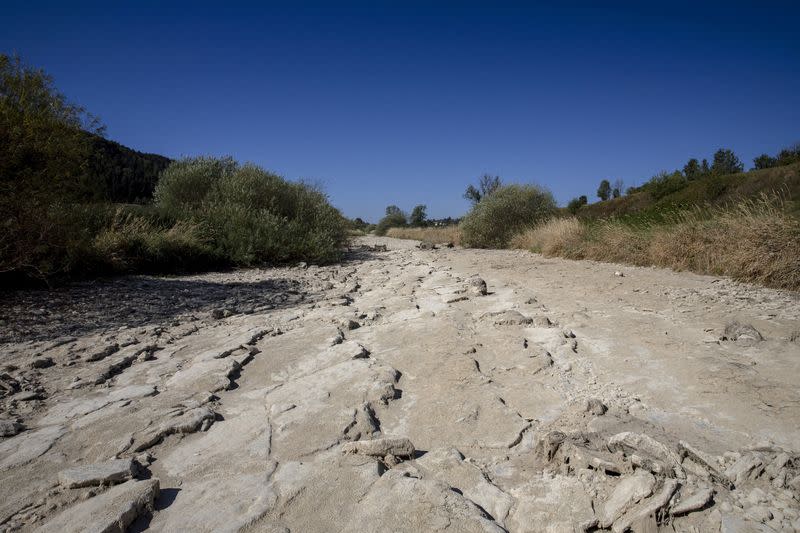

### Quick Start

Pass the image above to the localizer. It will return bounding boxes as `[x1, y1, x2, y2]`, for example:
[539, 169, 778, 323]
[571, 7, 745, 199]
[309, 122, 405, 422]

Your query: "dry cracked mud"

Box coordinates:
[1, 236, 799, 532]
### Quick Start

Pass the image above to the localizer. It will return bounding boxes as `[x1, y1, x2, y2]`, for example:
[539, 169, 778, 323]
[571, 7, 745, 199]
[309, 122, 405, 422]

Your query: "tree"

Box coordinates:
[385, 205, 403, 217]
[683, 158, 701, 180]
[711, 148, 744, 175]
[463, 174, 502, 205]
[753, 154, 777, 170]
[612, 179, 623, 198]
[409, 205, 427, 227]
[374, 205, 407, 236]
[776, 144, 800, 166]
[567, 195, 588, 214]
[700, 159, 710, 175]
[597, 179, 611, 201]
[0, 53, 105, 277]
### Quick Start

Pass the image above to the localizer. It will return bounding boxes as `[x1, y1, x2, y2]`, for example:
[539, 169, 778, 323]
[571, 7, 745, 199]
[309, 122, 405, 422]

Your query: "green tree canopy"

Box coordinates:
[410, 204, 427, 227]
[753, 154, 777, 170]
[597, 179, 611, 201]
[0, 53, 105, 276]
[711, 148, 744, 175]
[683, 158, 701, 180]
[567, 195, 588, 214]
[385, 205, 403, 217]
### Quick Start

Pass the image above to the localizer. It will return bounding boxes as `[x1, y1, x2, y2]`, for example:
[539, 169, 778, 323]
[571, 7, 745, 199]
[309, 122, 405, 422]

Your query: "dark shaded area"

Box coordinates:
[0, 273, 315, 344]
[87, 134, 172, 203]
[129, 487, 182, 533]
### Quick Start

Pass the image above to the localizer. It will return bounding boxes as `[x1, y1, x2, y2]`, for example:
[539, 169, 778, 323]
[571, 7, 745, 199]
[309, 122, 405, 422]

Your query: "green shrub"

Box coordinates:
[460, 184, 556, 248]
[88, 211, 220, 274]
[154, 157, 348, 264]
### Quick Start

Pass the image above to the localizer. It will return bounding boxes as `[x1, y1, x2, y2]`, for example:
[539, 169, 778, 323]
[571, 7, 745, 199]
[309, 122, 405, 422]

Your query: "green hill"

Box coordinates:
[573, 162, 800, 222]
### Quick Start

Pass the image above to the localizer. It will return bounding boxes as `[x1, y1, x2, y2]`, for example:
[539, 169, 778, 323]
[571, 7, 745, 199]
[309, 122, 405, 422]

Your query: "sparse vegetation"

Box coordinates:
[386, 225, 462, 245]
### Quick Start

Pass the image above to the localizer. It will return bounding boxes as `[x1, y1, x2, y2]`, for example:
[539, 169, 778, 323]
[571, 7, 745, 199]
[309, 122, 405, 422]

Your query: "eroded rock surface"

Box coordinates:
[1, 236, 799, 532]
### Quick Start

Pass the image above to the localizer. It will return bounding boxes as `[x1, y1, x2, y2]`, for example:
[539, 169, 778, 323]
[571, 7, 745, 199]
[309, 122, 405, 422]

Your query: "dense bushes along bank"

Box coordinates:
[1, 55, 348, 285]
[2, 156, 349, 284]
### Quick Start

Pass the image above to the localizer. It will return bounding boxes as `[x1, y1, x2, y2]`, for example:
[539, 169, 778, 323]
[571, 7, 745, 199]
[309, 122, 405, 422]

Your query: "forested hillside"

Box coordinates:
[88, 135, 171, 203]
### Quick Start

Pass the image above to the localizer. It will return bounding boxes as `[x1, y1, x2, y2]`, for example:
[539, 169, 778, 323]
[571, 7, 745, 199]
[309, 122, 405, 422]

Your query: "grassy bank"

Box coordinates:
[513, 194, 800, 290]
[574, 162, 800, 221]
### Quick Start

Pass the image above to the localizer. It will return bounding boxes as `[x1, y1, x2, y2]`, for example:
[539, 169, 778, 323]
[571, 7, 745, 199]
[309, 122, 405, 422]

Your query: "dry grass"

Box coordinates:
[511, 217, 586, 256]
[386, 226, 462, 246]
[514, 194, 800, 290]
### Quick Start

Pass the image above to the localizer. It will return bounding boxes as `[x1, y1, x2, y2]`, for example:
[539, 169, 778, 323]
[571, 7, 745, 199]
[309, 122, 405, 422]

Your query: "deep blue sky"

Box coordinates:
[4, 1, 799, 221]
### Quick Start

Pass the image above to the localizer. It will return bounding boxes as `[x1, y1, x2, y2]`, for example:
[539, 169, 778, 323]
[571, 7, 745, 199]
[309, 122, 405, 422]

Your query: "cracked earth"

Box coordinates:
[1, 236, 800, 532]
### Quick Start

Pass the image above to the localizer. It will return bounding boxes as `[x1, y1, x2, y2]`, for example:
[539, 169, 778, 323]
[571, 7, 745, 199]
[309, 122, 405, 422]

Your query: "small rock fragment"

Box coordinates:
[599, 471, 656, 528]
[467, 276, 488, 296]
[679, 440, 733, 489]
[611, 478, 678, 533]
[86, 344, 120, 362]
[14, 391, 42, 401]
[484, 310, 533, 326]
[0, 418, 23, 437]
[745, 505, 773, 523]
[584, 398, 607, 416]
[671, 487, 714, 516]
[535, 431, 566, 462]
[724, 454, 764, 485]
[37, 478, 159, 533]
[341, 437, 415, 458]
[609, 432, 684, 478]
[723, 322, 763, 344]
[532, 316, 553, 327]
[132, 407, 216, 452]
[341, 319, 360, 331]
[30, 357, 55, 369]
[58, 458, 136, 488]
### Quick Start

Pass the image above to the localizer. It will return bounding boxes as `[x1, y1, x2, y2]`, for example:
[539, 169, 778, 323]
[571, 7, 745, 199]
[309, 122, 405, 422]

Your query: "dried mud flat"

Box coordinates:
[1, 236, 800, 532]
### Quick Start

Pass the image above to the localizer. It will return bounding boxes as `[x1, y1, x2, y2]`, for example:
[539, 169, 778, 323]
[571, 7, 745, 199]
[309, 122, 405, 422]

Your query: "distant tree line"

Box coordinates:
[374, 203, 430, 235]
[567, 144, 800, 212]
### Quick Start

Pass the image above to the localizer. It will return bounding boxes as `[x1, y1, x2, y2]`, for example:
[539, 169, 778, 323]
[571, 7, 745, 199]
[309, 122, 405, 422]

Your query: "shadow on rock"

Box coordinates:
[0, 275, 314, 343]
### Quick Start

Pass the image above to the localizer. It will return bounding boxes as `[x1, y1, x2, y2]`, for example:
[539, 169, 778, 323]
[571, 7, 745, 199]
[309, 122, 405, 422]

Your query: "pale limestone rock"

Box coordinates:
[58, 458, 135, 488]
[38, 479, 159, 533]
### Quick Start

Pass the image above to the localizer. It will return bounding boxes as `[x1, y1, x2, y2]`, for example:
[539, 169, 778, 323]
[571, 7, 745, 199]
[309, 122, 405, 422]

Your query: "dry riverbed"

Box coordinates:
[1, 236, 799, 532]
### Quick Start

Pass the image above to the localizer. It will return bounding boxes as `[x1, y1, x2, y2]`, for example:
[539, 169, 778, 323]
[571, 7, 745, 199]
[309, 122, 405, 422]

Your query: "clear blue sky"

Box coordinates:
[4, 1, 799, 221]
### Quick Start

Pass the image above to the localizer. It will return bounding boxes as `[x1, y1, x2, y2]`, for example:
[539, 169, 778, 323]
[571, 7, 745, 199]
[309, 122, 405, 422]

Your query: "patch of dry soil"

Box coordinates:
[1, 237, 799, 532]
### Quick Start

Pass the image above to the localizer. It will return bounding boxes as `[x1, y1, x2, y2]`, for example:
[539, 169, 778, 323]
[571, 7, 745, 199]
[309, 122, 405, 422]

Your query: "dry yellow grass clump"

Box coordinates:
[510, 217, 586, 256]
[386, 226, 462, 246]
[514, 194, 800, 291]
